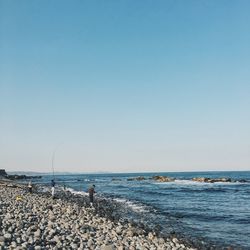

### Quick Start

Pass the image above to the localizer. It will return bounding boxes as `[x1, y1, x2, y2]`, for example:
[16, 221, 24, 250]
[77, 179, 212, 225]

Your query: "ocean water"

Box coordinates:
[34, 171, 250, 248]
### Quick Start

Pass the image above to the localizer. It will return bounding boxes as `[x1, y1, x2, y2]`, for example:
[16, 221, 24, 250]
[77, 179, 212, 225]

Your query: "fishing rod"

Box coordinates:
[51, 143, 63, 180]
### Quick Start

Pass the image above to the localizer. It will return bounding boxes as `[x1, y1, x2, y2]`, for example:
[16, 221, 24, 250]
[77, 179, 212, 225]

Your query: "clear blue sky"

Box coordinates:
[0, 0, 249, 173]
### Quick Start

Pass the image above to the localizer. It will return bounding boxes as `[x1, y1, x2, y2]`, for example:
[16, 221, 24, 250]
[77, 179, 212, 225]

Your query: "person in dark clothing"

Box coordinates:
[28, 181, 32, 193]
[88, 184, 95, 205]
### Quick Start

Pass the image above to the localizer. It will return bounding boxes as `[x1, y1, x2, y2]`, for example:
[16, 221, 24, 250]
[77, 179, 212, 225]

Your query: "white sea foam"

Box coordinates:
[113, 198, 148, 213]
[153, 179, 246, 186]
[66, 187, 88, 196]
[213, 181, 248, 186]
[66, 187, 148, 212]
[174, 179, 209, 185]
[41, 186, 51, 192]
[113, 198, 127, 203]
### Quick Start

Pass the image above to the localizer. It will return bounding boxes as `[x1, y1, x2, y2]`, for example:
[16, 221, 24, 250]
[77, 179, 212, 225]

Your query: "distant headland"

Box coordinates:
[0, 169, 42, 180]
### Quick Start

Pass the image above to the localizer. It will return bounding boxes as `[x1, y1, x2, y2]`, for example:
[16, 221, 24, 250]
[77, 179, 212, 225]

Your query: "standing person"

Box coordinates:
[28, 181, 32, 193]
[51, 179, 55, 199]
[88, 184, 95, 206]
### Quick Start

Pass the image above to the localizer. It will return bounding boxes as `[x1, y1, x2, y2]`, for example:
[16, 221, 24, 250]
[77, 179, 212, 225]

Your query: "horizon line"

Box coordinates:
[6, 169, 250, 175]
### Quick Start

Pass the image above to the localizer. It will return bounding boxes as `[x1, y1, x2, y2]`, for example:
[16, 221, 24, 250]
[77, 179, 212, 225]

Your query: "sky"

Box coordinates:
[0, 0, 250, 173]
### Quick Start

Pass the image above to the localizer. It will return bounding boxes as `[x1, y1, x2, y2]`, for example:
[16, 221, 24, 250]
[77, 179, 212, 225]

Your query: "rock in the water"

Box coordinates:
[192, 177, 232, 183]
[152, 176, 175, 182]
[127, 176, 146, 181]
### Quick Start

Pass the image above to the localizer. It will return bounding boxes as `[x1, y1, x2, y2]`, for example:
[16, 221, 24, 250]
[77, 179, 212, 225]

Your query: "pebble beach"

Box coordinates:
[0, 181, 197, 250]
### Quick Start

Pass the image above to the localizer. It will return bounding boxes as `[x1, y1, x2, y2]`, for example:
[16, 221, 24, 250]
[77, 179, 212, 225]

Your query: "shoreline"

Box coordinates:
[0, 180, 225, 249]
[0, 179, 197, 250]
[55, 188, 222, 250]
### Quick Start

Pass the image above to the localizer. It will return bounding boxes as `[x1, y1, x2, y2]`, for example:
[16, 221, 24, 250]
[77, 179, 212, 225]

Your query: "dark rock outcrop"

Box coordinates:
[127, 176, 146, 181]
[1, 169, 42, 180]
[192, 177, 232, 183]
[0, 169, 7, 177]
[7, 174, 42, 180]
[238, 179, 248, 183]
[152, 176, 175, 182]
[111, 178, 122, 181]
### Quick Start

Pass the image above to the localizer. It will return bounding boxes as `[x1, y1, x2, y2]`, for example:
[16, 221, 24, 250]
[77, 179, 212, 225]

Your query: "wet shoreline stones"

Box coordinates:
[0, 184, 198, 250]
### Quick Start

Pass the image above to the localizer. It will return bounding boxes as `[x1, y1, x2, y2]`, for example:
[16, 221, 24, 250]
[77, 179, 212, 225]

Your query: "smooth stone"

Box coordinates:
[49, 229, 56, 236]
[158, 238, 165, 244]
[8, 227, 14, 233]
[148, 232, 154, 240]
[97, 235, 105, 241]
[15, 247, 23, 250]
[81, 233, 89, 242]
[28, 237, 34, 244]
[53, 235, 60, 242]
[3, 233, 11, 241]
[70, 243, 78, 248]
[57, 242, 63, 248]
[172, 238, 179, 244]
[116, 226, 123, 235]
[101, 244, 115, 250]
[47, 221, 53, 228]
[66, 235, 73, 240]
[87, 239, 93, 247]
[126, 230, 134, 237]
[21, 242, 28, 248]
[78, 244, 85, 249]
[34, 229, 41, 237]
[11, 241, 17, 247]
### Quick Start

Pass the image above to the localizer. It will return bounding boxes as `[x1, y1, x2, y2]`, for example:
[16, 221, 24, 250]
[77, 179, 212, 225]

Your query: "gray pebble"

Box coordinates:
[3, 233, 11, 241]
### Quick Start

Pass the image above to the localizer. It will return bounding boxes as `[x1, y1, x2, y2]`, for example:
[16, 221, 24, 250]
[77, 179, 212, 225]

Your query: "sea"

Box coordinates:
[30, 171, 250, 249]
